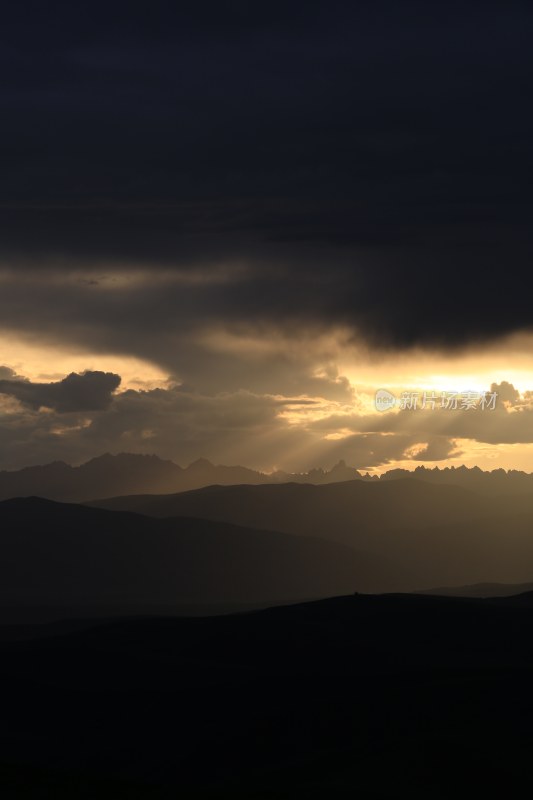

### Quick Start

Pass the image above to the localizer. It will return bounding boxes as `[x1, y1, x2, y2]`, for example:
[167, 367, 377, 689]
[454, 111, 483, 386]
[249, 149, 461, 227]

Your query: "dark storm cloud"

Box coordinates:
[0, 367, 25, 381]
[1, 1, 533, 348]
[0, 272, 361, 396]
[0, 371, 121, 412]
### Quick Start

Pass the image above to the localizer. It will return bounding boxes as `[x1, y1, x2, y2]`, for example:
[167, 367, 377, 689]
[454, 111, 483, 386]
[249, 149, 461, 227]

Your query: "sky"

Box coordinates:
[1, 1, 533, 472]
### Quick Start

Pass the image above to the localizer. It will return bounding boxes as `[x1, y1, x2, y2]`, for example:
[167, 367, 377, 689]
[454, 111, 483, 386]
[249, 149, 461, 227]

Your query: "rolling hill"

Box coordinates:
[2, 592, 533, 796]
[0, 497, 400, 619]
[90, 478, 533, 590]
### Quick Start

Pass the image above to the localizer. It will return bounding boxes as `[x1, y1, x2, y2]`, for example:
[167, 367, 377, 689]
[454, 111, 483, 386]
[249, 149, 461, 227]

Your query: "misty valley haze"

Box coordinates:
[2, 453, 533, 611]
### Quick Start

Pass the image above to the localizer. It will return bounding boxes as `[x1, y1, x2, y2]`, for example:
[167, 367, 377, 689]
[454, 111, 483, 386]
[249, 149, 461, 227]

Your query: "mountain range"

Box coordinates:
[0, 496, 397, 620]
[0, 452, 362, 502]
[90, 478, 533, 591]
[3, 451, 533, 502]
[4, 452, 533, 610]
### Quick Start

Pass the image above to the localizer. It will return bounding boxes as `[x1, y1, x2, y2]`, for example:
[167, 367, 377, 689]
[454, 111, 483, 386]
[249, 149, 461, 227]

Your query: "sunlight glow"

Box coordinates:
[0, 332, 171, 391]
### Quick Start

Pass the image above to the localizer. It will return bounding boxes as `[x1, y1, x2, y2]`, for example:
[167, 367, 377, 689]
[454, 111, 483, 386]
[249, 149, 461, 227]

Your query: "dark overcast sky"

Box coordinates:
[1, 0, 533, 348]
[2, 2, 533, 471]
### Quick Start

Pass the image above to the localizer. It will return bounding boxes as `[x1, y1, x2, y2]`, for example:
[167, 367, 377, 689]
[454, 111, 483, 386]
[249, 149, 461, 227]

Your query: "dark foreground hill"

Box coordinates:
[0, 497, 398, 620]
[2, 592, 533, 797]
[91, 479, 533, 589]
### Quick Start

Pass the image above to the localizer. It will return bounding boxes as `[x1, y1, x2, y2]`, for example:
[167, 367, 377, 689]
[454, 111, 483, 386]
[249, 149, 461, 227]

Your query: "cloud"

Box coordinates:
[492, 380, 520, 406]
[0, 2, 532, 351]
[309, 382, 533, 447]
[0, 366, 524, 473]
[0, 367, 26, 381]
[2, 4, 533, 473]
[0, 371, 121, 412]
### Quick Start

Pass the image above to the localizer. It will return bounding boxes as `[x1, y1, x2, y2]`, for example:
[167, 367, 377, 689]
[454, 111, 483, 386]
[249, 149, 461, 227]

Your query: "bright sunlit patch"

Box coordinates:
[363, 439, 533, 476]
[323, 428, 355, 441]
[50, 419, 92, 436]
[0, 332, 171, 391]
[403, 442, 429, 459]
[339, 331, 533, 399]
[276, 397, 354, 425]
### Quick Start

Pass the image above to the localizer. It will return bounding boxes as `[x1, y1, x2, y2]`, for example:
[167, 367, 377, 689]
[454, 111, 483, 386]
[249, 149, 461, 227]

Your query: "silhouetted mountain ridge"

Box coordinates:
[0, 496, 401, 618]
[4, 452, 533, 502]
[0, 453, 364, 502]
[91, 478, 533, 590]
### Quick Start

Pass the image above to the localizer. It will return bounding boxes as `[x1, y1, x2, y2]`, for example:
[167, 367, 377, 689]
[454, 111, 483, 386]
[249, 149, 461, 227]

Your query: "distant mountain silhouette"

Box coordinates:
[376, 463, 533, 495]
[0, 453, 364, 502]
[0, 453, 185, 502]
[91, 479, 533, 590]
[0, 497, 400, 618]
[4, 452, 533, 503]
